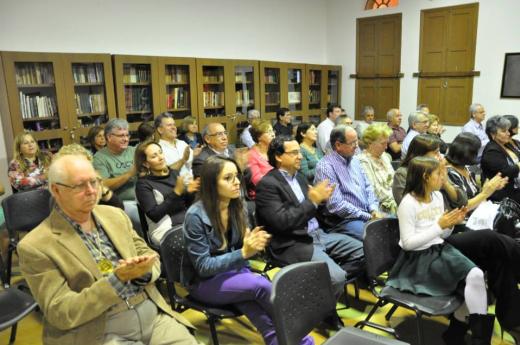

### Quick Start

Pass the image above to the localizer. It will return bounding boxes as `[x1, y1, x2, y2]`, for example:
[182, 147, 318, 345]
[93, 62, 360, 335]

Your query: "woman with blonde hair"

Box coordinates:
[247, 118, 275, 198]
[358, 123, 397, 214]
[178, 115, 203, 149]
[8, 131, 52, 192]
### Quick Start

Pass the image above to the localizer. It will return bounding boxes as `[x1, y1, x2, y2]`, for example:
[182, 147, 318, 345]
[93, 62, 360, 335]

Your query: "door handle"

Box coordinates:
[442, 81, 448, 88]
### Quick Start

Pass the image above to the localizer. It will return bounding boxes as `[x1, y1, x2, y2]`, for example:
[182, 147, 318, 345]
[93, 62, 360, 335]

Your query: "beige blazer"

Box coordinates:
[18, 205, 193, 345]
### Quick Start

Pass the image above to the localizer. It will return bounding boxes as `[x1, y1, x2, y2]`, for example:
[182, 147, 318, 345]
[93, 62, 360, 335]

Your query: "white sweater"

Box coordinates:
[397, 191, 453, 251]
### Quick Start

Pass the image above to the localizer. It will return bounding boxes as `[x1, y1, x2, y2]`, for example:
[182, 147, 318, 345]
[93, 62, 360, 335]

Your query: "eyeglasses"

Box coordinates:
[208, 131, 228, 138]
[111, 133, 130, 138]
[284, 150, 301, 156]
[55, 177, 102, 192]
[343, 140, 358, 147]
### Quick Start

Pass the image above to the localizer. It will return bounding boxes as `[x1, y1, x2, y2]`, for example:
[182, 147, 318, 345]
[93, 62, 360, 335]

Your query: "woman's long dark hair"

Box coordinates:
[199, 155, 247, 249]
[401, 134, 442, 167]
[404, 156, 440, 199]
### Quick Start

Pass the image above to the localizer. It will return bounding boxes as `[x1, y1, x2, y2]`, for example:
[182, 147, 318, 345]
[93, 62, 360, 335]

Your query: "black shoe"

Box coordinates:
[322, 314, 344, 331]
[468, 314, 494, 345]
[442, 316, 469, 345]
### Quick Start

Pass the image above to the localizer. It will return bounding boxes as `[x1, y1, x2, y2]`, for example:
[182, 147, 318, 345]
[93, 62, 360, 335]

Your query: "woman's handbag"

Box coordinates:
[493, 197, 520, 242]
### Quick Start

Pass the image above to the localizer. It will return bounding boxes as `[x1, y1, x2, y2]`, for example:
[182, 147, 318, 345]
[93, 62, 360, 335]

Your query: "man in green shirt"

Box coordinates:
[93, 119, 136, 201]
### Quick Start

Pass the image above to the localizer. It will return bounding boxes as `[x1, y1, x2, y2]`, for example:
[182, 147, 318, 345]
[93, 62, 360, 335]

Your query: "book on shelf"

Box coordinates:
[75, 92, 106, 115]
[124, 87, 151, 112]
[288, 91, 301, 104]
[123, 65, 151, 83]
[265, 92, 280, 104]
[235, 73, 251, 83]
[73, 64, 104, 84]
[19, 91, 58, 119]
[167, 87, 188, 109]
[166, 66, 188, 83]
[309, 90, 321, 104]
[264, 73, 278, 83]
[309, 70, 320, 85]
[202, 70, 224, 83]
[15, 63, 55, 85]
[235, 90, 251, 106]
[203, 91, 224, 107]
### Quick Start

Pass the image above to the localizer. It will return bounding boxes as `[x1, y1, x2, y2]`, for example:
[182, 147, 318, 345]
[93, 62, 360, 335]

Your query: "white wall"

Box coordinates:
[0, 0, 327, 198]
[326, 0, 520, 143]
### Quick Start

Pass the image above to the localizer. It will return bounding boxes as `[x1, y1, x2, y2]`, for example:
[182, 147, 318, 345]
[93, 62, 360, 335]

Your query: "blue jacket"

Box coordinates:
[182, 201, 247, 286]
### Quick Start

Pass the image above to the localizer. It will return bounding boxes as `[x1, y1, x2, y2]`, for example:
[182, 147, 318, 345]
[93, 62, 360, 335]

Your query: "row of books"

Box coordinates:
[73, 63, 104, 84]
[309, 70, 321, 85]
[265, 92, 280, 104]
[165, 66, 189, 83]
[123, 65, 151, 83]
[124, 87, 151, 112]
[203, 72, 224, 83]
[235, 73, 253, 83]
[264, 72, 279, 83]
[309, 90, 321, 104]
[166, 87, 188, 109]
[75, 92, 106, 115]
[19, 91, 58, 119]
[16, 63, 55, 85]
[235, 90, 253, 106]
[203, 91, 225, 107]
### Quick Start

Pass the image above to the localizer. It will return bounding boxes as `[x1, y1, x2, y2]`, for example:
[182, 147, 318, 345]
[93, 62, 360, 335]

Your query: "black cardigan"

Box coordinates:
[481, 140, 520, 203]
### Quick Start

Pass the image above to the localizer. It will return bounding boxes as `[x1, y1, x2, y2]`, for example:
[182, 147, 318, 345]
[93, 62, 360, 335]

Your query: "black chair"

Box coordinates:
[271, 262, 409, 345]
[1, 189, 52, 286]
[159, 228, 243, 345]
[0, 249, 38, 344]
[354, 218, 463, 345]
[136, 202, 160, 252]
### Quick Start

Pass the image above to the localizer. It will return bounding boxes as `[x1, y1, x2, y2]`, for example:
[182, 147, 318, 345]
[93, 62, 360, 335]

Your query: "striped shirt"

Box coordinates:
[314, 151, 379, 221]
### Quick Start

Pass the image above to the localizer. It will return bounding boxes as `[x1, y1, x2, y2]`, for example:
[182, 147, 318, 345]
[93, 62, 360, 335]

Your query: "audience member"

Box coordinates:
[400, 111, 429, 159]
[358, 124, 397, 214]
[481, 115, 520, 203]
[503, 114, 520, 155]
[256, 136, 365, 299]
[426, 114, 448, 154]
[87, 125, 106, 155]
[183, 155, 313, 345]
[240, 109, 261, 148]
[137, 121, 155, 142]
[392, 134, 467, 208]
[93, 119, 137, 201]
[416, 103, 430, 115]
[317, 104, 342, 155]
[445, 132, 507, 210]
[247, 119, 275, 198]
[462, 103, 488, 162]
[56, 144, 124, 210]
[8, 131, 52, 192]
[155, 112, 194, 179]
[18, 154, 199, 345]
[296, 123, 323, 183]
[178, 116, 203, 149]
[386, 108, 406, 160]
[135, 141, 198, 245]
[314, 125, 383, 241]
[273, 107, 292, 137]
[356, 105, 375, 139]
[192, 122, 235, 178]
[387, 156, 494, 345]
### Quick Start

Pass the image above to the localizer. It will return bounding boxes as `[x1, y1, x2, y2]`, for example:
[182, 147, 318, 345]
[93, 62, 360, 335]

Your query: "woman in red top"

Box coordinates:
[247, 119, 275, 198]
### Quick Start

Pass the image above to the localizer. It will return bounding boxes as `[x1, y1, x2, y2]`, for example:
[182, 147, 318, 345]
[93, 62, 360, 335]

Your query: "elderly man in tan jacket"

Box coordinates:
[18, 154, 200, 345]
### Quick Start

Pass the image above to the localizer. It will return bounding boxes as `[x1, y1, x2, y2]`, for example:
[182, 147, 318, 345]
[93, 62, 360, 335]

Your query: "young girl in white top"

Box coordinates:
[387, 156, 494, 345]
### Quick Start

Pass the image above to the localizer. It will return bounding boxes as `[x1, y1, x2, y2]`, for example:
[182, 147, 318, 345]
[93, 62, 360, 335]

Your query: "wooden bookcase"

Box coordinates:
[112, 55, 160, 144]
[0, 51, 116, 154]
[260, 61, 284, 122]
[196, 58, 259, 143]
[326, 65, 342, 109]
[305, 64, 326, 126]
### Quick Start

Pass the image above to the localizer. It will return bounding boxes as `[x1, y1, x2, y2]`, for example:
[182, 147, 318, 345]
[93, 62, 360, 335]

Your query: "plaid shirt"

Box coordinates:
[56, 207, 143, 300]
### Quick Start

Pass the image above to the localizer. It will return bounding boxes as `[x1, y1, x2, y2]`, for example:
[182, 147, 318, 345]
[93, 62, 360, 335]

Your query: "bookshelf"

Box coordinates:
[230, 60, 260, 143]
[62, 53, 117, 146]
[112, 55, 160, 135]
[157, 57, 197, 124]
[305, 64, 326, 124]
[287, 63, 305, 117]
[326, 65, 342, 108]
[260, 61, 284, 121]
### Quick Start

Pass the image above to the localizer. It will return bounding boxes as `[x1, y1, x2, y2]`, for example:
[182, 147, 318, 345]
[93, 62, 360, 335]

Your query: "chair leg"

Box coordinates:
[9, 323, 18, 344]
[355, 298, 382, 329]
[208, 316, 220, 345]
[354, 280, 360, 300]
[385, 304, 398, 321]
[416, 312, 424, 345]
[6, 246, 14, 286]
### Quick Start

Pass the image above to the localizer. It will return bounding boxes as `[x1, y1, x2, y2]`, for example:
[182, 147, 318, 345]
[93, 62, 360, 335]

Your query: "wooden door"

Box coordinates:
[354, 13, 402, 121]
[417, 3, 478, 125]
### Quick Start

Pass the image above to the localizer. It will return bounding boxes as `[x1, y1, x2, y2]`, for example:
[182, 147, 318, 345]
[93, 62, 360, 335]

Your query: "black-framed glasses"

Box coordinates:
[55, 177, 102, 192]
[343, 140, 358, 147]
[208, 131, 228, 138]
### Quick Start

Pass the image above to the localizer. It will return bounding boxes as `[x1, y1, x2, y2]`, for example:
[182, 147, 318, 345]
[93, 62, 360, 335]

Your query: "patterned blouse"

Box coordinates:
[447, 166, 479, 200]
[358, 151, 397, 214]
[8, 152, 52, 191]
[299, 145, 323, 183]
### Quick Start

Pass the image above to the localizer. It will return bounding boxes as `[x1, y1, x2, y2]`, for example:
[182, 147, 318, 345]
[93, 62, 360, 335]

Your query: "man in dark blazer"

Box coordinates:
[256, 135, 365, 299]
[192, 122, 235, 177]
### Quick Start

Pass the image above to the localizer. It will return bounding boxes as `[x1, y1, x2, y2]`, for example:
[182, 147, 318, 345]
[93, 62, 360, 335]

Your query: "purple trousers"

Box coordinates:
[189, 267, 314, 345]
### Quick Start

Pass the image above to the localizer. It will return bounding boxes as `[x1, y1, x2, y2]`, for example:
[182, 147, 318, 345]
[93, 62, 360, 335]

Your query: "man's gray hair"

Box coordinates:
[416, 104, 428, 111]
[362, 105, 374, 118]
[469, 103, 482, 118]
[408, 111, 427, 127]
[104, 118, 129, 138]
[247, 109, 260, 120]
[386, 108, 399, 122]
[47, 154, 89, 192]
[330, 125, 356, 150]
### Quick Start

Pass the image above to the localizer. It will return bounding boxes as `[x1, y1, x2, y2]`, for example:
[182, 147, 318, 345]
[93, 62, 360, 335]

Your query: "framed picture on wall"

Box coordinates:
[501, 53, 520, 98]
